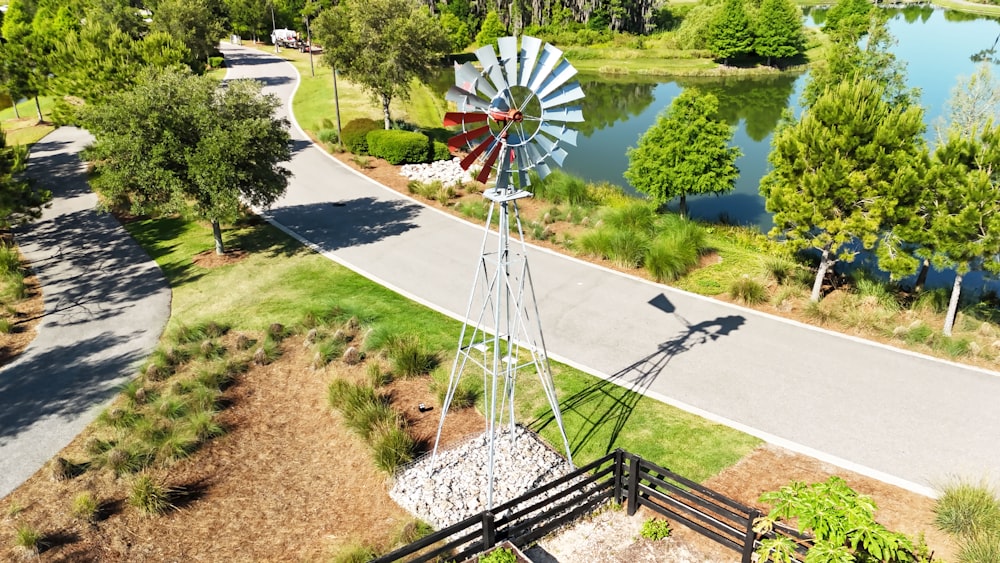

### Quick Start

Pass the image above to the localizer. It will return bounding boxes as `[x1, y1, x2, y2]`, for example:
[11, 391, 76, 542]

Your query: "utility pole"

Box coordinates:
[270, 2, 279, 54]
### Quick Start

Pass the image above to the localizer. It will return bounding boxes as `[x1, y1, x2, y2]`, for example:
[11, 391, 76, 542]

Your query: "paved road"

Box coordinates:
[225, 44, 999, 496]
[0, 127, 171, 498]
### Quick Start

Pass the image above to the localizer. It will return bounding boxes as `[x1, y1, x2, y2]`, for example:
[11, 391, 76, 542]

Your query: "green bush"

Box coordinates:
[366, 129, 431, 164]
[208, 56, 224, 68]
[935, 480, 1000, 538]
[432, 140, 452, 161]
[318, 128, 340, 145]
[479, 546, 517, 563]
[370, 421, 415, 473]
[639, 518, 672, 540]
[342, 118, 382, 155]
[645, 231, 701, 282]
[729, 277, 768, 305]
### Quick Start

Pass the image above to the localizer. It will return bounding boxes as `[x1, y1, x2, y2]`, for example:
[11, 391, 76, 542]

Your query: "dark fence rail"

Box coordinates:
[373, 449, 809, 563]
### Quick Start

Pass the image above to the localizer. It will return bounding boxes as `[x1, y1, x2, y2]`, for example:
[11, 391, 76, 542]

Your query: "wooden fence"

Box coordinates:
[373, 449, 808, 563]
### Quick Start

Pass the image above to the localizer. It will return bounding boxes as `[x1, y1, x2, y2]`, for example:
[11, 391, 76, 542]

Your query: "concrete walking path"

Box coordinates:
[0, 127, 171, 498]
[223, 43, 1000, 495]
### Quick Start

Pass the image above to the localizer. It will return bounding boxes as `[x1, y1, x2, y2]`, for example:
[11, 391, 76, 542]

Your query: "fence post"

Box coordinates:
[626, 453, 640, 516]
[482, 511, 496, 552]
[740, 508, 762, 563]
[613, 449, 624, 505]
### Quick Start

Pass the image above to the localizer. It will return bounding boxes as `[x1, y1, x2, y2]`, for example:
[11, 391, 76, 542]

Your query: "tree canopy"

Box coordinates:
[761, 78, 926, 302]
[82, 68, 291, 254]
[313, 0, 449, 130]
[709, 0, 754, 64]
[753, 0, 805, 66]
[925, 128, 1000, 335]
[624, 89, 741, 217]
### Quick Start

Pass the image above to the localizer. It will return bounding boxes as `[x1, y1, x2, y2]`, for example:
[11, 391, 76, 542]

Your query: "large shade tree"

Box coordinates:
[83, 68, 291, 254]
[624, 89, 741, 218]
[926, 128, 1000, 336]
[709, 0, 754, 64]
[753, 0, 805, 67]
[761, 78, 926, 302]
[313, 0, 449, 129]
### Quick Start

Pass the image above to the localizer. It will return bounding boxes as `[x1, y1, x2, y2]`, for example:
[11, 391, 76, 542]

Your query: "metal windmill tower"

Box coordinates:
[431, 35, 585, 509]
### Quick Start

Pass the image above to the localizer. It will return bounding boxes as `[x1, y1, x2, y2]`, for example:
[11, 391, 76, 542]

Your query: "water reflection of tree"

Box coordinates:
[575, 77, 657, 136]
[676, 73, 800, 141]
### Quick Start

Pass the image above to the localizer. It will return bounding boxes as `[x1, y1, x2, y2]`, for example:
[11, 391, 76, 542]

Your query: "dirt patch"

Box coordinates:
[0, 254, 43, 368]
[192, 248, 249, 269]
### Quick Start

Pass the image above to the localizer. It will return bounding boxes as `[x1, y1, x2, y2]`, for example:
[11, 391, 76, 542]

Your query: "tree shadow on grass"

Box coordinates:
[530, 294, 745, 457]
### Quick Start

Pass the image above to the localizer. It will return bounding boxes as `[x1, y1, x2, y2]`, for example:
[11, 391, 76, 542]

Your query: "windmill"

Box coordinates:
[431, 35, 584, 509]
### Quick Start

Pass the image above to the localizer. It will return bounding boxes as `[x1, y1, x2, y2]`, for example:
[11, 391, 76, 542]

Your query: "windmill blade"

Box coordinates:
[456, 61, 498, 100]
[444, 112, 489, 127]
[515, 146, 532, 186]
[533, 131, 557, 155]
[549, 146, 569, 166]
[542, 106, 584, 123]
[518, 36, 543, 87]
[540, 82, 585, 109]
[476, 141, 503, 183]
[537, 60, 578, 99]
[540, 123, 578, 146]
[461, 136, 496, 170]
[498, 36, 519, 89]
[527, 43, 564, 93]
[446, 86, 490, 111]
[524, 138, 545, 165]
[534, 160, 552, 179]
[476, 44, 509, 93]
[448, 125, 491, 151]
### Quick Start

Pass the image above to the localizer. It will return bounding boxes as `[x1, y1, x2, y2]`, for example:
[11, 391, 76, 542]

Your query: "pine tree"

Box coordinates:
[709, 0, 754, 65]
[761, 78, 926, 302]
[753, 0, 804, 67]
[625, 89, 741, 218]
[926, 129, 1000, 336]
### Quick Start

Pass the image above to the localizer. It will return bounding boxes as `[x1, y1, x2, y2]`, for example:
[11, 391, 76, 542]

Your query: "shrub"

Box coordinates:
[639, 518, 672, 540]
[128, 474, 173, 516]
[341, 118, 383, 155]
[532, 170, 592, 205]
[331, 542, 379, 563]
[385, 334, 438, 377]
[208, 56, 224, 68]
[479, 546, 517, 563]
[645, 231, 700, 282]
[601, 201, 658, 232]
[366, 129, 432, 164]
[935, 480, 1000, 537]
[729, 277, 768, 305]
[958, 532, 1000, 563]
[371, 421, 415, 473]
[13, 522, 43, 555]
[432, 141, 452, 161]
[71, 491, 100, 522]
[318, 128, 340, 145]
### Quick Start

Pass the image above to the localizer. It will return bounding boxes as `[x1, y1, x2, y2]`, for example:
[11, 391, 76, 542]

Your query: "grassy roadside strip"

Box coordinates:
[125, 215, 761, 480]
[1, 98, 56, 147]
[931, 0, 1000, 15]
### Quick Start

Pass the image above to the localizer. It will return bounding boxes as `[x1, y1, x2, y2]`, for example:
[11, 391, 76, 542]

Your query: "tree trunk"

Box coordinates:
[34, 96, 43, 123]
[11, 102, 20, 119]
[914, 258, 930, 293]
[332, 67, 343, 149]
[212, 220, 225, 255]
[679, 194, 687, 218]
[943, 272, 963, 337]
[381, 94, 392, 130]
[810, 246, 834, 302]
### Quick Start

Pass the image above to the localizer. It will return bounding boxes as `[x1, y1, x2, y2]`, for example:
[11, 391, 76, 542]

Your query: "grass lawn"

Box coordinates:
[126, 215, 760, 479]
[1, 97, 56, 146]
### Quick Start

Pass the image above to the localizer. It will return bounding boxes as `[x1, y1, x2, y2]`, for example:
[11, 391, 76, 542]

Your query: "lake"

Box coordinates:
[559, 6, 1000, 230]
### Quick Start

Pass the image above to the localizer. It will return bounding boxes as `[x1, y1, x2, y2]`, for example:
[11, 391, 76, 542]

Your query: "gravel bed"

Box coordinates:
[399, 158, 475, 187]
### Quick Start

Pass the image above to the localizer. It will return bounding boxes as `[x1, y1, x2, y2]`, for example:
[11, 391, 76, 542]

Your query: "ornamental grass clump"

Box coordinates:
[12, 522, 43, 557]
[385, 334, 438, 378]
[729, 276, 768, 305]
[71, 491, 100, 523]
[128, 474, 173, 516]
[935, 480, 1000, 563]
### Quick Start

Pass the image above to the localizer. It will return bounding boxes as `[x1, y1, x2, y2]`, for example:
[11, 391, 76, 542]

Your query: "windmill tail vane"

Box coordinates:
[433, 35, 583, 510]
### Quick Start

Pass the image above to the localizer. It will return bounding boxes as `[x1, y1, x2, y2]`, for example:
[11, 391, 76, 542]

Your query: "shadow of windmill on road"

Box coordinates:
[529, 293, 744, 458]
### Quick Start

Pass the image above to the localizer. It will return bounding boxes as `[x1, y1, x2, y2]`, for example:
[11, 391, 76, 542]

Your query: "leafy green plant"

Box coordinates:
[729, 276, 768, 305]
[128, 474, 173, 516]
[479, 546, 517, 563]
[934, 480, 1000, 538]
[341, 117, 382, 155]
[754, 476, 928, 563]
[639, 518, 672, 540]
[366, 129, 432, 164]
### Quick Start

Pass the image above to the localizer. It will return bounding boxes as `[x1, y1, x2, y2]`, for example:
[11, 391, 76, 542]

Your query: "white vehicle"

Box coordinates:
[270, 28, 299, 48]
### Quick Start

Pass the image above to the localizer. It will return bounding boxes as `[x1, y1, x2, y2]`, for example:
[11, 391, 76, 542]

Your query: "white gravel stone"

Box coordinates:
[399, 157, 475, 188]
[390, 426, 575, 530]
